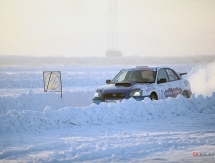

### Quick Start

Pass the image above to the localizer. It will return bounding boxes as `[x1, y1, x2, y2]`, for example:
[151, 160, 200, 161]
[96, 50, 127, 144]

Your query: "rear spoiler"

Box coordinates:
[179, 72, 187, 76]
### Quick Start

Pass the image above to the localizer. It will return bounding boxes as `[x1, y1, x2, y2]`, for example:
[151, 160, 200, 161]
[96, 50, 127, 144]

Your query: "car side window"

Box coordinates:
[165, 69, 179, 81]
[157, 69, 169, 83]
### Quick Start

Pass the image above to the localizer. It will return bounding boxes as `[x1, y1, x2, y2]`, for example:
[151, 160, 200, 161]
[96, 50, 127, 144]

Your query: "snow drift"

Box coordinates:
[0, 90, 94, 115]
[1, 93, 215, 133]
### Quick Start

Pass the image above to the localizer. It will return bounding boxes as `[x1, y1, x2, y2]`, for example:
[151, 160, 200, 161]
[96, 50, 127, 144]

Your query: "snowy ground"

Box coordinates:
[0, 57, 215, 162]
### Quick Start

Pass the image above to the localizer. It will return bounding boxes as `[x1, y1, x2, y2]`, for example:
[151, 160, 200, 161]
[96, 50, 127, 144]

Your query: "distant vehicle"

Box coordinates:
[92, 66, 192, 104]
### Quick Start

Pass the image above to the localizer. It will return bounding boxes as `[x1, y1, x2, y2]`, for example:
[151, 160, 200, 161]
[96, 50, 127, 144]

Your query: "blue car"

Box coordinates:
[92, 66, 192, 104]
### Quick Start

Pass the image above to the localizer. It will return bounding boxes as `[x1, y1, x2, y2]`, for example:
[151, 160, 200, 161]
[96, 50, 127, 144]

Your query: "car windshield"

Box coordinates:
[111, 69, 156, 84]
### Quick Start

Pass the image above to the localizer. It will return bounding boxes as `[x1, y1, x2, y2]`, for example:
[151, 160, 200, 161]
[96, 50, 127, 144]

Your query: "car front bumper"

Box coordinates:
[92, 96, 150, 105]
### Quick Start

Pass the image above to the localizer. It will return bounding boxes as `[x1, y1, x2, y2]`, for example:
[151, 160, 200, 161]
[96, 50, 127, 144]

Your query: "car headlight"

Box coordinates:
[94, 90, 102, 98]
[129, 90, 142, 97]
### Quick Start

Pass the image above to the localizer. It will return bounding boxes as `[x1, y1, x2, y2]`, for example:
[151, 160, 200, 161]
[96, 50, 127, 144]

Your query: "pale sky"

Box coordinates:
[0, 0, 215, 57]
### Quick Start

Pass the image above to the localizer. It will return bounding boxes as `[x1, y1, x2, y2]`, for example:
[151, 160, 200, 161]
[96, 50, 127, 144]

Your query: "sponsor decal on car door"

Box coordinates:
[157, 69, 171, 99]
[165, 69, 182, 97]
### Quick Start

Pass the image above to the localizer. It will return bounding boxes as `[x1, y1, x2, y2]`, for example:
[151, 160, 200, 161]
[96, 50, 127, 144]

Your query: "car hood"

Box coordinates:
[97, 82, 143, 94]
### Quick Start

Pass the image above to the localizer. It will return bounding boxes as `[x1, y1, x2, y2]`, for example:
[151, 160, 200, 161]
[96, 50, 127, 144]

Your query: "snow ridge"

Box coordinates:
[0, 90, 94, 115]
[1, 94, 215, 133]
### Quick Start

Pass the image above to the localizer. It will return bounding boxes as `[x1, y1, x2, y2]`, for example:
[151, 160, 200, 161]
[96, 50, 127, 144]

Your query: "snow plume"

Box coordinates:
[188, 61, 215, 97]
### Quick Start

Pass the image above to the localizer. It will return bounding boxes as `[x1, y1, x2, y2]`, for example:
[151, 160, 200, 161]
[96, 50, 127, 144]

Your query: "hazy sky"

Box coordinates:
[0, 0, 215, 57]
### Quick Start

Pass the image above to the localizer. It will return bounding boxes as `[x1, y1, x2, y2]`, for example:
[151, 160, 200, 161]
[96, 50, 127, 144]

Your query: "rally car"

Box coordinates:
[92, 66, 192, 104]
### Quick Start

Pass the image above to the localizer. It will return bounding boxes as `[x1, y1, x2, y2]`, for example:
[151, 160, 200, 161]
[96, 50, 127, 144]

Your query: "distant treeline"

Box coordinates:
[0, 55, 215, 66]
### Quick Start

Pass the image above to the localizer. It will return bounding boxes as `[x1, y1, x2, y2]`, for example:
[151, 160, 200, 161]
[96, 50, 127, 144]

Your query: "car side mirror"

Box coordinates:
[106, 80, 111, 84]
[158, 78, 167, 84]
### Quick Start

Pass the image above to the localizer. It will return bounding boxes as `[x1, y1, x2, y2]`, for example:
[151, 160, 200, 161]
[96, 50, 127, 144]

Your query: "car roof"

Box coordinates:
[125, 66, 170, 70]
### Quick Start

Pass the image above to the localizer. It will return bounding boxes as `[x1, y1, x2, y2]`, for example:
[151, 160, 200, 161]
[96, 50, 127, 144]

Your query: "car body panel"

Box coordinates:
[92, 66, 192, 104]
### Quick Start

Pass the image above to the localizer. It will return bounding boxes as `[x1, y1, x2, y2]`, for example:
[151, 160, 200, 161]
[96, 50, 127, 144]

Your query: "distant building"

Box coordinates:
[106, 50, 122, 57]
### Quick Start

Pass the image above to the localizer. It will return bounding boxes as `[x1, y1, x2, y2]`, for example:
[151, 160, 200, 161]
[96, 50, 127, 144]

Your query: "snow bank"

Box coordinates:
[1, 94, 215, 133]
[0, 90, 94, 115]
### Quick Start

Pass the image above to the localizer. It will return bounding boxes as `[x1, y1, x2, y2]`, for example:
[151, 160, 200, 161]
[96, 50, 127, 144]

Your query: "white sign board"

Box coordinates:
[43, 71, 62, 97]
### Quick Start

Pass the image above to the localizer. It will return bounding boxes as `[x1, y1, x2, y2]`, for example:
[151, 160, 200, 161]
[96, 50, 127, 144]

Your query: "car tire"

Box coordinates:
[150, 94, 157, 101]
[182, 91, 188, 98]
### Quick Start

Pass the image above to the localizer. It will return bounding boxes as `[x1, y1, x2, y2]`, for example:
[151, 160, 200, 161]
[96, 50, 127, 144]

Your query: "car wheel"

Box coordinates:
[182, 91, 188, 98]
[150, 94, 157, 101]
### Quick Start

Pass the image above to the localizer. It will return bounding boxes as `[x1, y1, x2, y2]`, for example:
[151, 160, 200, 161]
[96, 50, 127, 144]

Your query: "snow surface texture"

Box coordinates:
[0, 94, 215, 133]
[0, 60, 215, 162]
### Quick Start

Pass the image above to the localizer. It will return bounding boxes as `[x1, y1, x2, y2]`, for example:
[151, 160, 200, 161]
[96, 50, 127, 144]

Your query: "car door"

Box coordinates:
[157, 68, 171, 99]
[165, 69, 182, 97]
